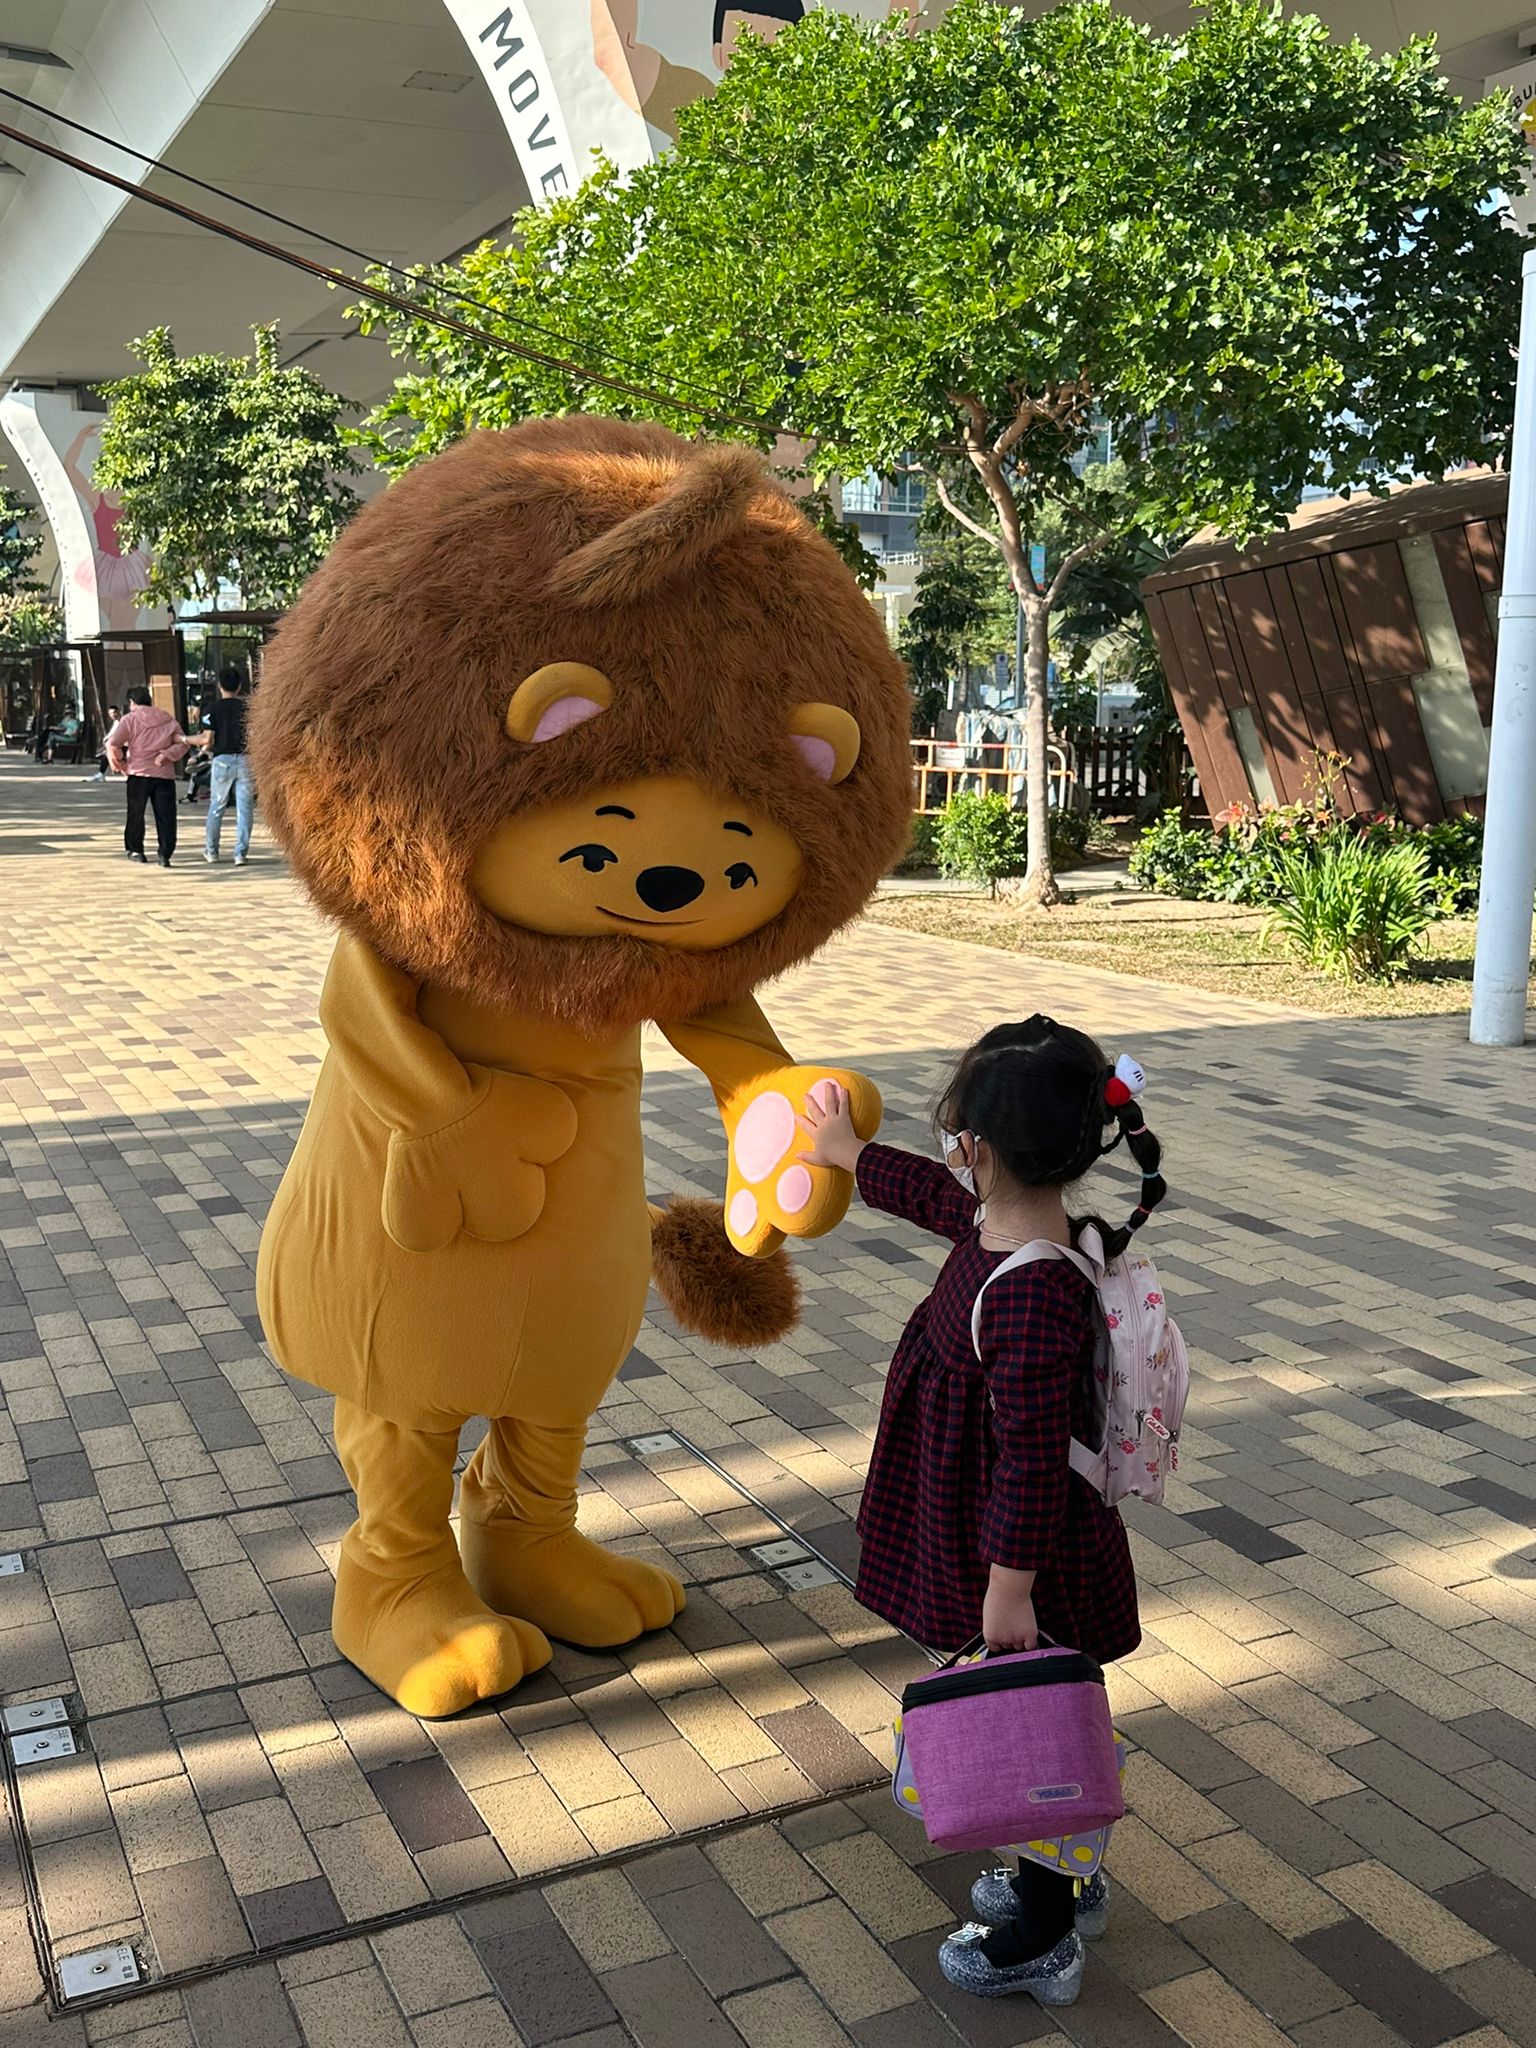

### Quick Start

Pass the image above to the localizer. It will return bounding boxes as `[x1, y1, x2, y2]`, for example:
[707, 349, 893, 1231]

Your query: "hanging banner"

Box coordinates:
[441, 0, 648, 195]
[1488, 56, 1536, 234]
[447, 2, 910, 189]
[0, 388, 157, 641]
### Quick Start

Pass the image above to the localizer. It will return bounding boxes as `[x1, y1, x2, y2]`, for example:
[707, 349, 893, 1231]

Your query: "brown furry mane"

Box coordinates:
[549, 443, 766, 609]
[249, 418, 913, 1036]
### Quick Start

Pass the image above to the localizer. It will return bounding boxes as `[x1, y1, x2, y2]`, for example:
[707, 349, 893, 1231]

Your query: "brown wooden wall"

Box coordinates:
[1145, 508, 1503, 826]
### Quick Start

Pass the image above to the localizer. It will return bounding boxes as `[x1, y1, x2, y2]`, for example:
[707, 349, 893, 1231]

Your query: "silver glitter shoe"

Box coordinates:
[939, 1925, 1085, 2004]
[1076, 1870, 1109, 1939]
[968, 1868, 1019, 1928]
[969, 1867, 1110, 1940]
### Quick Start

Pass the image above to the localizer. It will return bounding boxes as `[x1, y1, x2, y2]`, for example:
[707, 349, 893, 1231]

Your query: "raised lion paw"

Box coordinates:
[723, 1066, 881, 1257]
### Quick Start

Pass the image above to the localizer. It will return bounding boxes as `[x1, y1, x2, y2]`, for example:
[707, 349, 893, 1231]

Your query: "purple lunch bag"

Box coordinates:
[897, 1645, 1125, 1853]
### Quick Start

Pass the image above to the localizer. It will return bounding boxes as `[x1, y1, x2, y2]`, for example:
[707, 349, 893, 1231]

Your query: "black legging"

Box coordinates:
[125, 776, 177, 861]
[981, 1862, 1078, 1965]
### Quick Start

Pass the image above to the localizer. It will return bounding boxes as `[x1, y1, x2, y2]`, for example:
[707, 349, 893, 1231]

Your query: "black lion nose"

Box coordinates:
[635, 865, 705, 913]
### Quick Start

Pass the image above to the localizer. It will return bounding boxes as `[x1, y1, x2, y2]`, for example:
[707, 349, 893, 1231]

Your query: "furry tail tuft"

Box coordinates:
[649, 1198, 800, 1348]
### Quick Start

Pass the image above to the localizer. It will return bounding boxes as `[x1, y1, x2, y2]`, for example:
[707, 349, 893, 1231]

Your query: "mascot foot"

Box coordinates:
[333, 1547, 551, 1718]
[461, 1522, 684, 1649]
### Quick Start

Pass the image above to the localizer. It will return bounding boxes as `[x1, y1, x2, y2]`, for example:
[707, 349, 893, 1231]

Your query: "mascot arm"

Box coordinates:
[320, 932, 578, 1253]
[662, 994, 881, 1259]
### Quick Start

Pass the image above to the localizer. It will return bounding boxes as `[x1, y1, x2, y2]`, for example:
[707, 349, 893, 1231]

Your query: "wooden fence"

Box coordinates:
[911, 729, 1157, 815]
[911, 739, 1070, 815]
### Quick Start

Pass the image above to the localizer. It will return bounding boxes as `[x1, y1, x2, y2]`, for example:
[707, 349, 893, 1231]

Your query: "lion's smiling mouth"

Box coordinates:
[598, 907, 704, 928]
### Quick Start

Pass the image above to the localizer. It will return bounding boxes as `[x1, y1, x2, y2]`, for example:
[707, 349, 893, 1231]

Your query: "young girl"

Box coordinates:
[799, 1014, 1166, 2006]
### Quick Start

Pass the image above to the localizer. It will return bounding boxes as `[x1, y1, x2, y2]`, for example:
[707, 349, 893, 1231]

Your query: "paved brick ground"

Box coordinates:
[4, 752, 1536, 2047]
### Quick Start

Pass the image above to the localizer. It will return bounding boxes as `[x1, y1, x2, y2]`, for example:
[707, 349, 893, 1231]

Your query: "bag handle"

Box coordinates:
[941, 1628, 1063, 1668]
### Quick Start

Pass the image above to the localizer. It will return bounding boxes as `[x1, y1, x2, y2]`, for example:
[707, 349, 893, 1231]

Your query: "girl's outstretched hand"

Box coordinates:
[796, 1081, 866, 1175]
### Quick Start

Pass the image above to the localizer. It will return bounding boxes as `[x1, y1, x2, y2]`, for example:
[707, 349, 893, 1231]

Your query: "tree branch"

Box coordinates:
[992, 402, 1037, 465]
[928, 470, 1005, 552]
[1043, 533, 1112, 608]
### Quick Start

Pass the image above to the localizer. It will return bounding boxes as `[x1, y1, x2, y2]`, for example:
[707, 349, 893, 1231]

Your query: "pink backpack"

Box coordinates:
[971, 1224, 1189, 1507]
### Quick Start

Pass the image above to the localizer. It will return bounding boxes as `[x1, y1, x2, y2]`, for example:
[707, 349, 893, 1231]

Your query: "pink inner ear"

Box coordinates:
[530, 695, 604, 744]
[792, 733, 837, 781]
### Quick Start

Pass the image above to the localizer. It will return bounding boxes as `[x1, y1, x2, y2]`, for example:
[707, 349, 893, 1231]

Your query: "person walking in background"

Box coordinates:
[202, 665, 254, 865]
[105, 687, 190, 866]
[82, 706, 120, 782]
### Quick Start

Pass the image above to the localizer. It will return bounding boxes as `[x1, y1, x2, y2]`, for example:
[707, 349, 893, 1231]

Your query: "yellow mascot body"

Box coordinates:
[250, 419, 912, 1717]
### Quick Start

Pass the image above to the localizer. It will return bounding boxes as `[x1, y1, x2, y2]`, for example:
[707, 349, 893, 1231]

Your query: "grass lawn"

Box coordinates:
[868, 889, 1490, 1018]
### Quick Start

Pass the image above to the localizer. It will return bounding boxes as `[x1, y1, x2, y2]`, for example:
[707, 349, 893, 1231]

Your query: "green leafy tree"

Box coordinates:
[0, 592, 62, 648]
[95, 325, 359, 611]
[355, 0, 1520, 904]
[0, 469, 44, 600]
[899, 518, 1017, 728]
[1046, 516, 1194, 812]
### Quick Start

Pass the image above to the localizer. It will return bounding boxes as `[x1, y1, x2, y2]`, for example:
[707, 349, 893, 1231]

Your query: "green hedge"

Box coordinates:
[1129, 804, 1482, 919]
[893, 796, 1114, 883]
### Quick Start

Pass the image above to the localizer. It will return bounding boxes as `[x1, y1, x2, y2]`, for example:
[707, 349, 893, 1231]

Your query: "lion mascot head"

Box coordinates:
[249, 417, 912, 1032]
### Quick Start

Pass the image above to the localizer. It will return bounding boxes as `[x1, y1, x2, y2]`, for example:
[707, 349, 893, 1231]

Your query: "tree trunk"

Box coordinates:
[1014, 594, 1060, 907]
[951, 469, 1060, 907]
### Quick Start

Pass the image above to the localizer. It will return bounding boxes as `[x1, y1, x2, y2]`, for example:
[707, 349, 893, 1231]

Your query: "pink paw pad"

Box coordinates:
[734, 1091, 796, 1182]
[728, 1189, 759, 1238]
[776, 1165, 813, 1215]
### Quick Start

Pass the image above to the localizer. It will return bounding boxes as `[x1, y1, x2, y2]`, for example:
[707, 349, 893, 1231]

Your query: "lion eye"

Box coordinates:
[561, 843, 618, 874]
[726, 862, 758, 891]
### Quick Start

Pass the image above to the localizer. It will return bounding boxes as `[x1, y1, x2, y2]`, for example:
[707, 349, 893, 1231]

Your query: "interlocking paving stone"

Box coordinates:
[645, 1875, 792, 1996]
[1295, 1920, 1484, 2046]
[10, 757, 1536, 2043]
[242, 1875, 348, 1947]
[2, 1450, 902, 1987]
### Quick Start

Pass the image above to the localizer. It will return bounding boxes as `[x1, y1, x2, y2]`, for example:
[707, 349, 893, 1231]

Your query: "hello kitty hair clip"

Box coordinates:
[1104, 1055, 1146, 1110]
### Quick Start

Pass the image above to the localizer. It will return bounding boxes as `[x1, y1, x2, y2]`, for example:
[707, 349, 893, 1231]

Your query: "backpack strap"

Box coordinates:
[970, 1239, 1107, 1494]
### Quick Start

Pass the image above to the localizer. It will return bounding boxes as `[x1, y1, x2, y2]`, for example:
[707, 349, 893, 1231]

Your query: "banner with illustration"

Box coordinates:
[0, 388, 156, 643]
[446, 2, 917, 196]
[1488, 55, 1536, 234]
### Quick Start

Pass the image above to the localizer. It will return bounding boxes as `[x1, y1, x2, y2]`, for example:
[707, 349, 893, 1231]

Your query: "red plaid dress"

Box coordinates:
[853, 1142, 1141, 1662]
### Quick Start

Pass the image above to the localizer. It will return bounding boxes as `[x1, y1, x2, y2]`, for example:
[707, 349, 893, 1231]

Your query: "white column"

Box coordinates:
[1471, 245, 1536, 1046]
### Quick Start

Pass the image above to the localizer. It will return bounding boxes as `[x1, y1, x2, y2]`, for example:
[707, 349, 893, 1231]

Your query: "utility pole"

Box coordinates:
[1472, 244, 1536, 1045]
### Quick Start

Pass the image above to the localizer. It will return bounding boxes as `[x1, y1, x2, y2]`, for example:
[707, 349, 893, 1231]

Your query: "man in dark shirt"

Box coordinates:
[202, 665, 254, 865]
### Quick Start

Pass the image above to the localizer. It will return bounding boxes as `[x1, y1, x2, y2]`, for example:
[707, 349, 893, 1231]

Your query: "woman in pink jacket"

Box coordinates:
[105, 687, 191, 866]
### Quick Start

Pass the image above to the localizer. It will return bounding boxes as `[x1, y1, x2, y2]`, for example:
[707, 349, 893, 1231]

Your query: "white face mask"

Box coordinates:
[941, 1129, 977, 1196]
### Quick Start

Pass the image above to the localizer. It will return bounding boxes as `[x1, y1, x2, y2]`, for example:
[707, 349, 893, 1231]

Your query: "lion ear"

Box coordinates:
[789, 703, 861, 784]
[505, 662, 614, 744]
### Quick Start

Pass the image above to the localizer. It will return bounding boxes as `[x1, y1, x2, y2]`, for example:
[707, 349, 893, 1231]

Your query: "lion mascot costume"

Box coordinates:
[250, 418, 912, 1718]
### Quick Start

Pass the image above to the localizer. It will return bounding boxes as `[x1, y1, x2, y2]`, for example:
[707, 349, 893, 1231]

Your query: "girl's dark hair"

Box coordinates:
[937, 1014, 1166, 1257]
